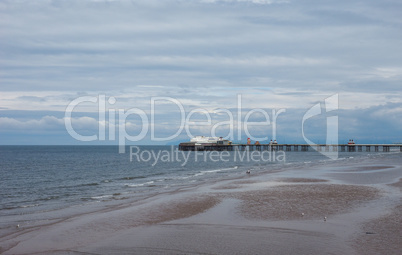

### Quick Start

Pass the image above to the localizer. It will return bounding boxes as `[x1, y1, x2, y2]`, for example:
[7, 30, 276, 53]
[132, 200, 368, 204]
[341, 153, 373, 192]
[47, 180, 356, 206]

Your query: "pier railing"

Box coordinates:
[178, 143, 402, 152]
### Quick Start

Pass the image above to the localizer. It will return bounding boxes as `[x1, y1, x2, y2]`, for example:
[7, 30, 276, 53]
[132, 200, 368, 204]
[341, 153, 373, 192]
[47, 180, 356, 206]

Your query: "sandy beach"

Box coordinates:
[1, 156, 401, 255]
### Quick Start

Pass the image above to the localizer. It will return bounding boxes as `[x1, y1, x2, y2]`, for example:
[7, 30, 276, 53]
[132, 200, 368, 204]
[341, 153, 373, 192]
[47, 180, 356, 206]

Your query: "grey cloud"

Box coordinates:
[0, 0, 401, 144]
[1, 0, 400, 92]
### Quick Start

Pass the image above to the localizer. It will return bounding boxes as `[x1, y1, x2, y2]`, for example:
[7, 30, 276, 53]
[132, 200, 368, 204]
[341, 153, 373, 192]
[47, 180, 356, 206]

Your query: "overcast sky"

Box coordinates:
[1, 0, 401, 145]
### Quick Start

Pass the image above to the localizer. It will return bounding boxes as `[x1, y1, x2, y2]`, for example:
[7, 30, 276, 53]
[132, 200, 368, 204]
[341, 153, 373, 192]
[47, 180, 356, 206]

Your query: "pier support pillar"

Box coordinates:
[375, 146, 379, 152]
[366, 146, 370, 152]
[358, 146, 362, 152]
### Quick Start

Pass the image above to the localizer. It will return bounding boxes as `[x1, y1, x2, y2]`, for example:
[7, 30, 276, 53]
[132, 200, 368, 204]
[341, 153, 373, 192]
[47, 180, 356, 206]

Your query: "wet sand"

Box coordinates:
[1, 156, 402, 254]
[354, 204, 402, 255]
[352, 178, 402, 255]
[224, 184, 380, 221]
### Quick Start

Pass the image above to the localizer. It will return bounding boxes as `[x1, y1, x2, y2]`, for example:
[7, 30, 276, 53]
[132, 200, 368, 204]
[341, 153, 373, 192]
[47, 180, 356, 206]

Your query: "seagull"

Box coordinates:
[301, 213, 304, 216]
[246, 170, 251, 174]
[16, 224, 20, 228]
[324, 216, 327, 222]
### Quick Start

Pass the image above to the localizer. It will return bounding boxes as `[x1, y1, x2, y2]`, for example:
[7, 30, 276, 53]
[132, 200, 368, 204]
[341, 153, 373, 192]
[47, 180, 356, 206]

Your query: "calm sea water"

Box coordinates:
[0, 145, 393, 228]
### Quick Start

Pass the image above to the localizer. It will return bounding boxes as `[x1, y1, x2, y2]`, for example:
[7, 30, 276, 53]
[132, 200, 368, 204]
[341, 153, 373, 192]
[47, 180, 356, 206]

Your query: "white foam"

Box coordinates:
[126, 181, 155, 187]
[20, 204, 40, 208]
[91, 195, 112, 200]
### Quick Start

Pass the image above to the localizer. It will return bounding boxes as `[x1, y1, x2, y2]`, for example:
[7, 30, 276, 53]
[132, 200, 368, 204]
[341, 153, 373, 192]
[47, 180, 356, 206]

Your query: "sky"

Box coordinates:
[1, 0, 402, 145]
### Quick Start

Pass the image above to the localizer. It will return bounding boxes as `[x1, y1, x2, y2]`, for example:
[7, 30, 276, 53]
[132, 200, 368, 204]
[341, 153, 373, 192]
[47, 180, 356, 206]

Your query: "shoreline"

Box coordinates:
[1, 155, 402, 254]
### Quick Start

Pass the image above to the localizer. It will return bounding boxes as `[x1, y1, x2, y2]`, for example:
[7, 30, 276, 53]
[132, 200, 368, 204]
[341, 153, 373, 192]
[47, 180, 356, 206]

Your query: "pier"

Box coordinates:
[178, 143, 402, 152]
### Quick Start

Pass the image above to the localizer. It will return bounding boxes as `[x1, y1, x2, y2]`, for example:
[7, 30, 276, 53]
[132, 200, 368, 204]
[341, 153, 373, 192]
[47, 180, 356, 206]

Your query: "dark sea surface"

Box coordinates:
[0, 145, 398, 229]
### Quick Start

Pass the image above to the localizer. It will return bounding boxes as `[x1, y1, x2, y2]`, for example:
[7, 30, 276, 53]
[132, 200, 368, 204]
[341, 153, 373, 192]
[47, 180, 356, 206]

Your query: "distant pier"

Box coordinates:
[178, 143, 402, 152]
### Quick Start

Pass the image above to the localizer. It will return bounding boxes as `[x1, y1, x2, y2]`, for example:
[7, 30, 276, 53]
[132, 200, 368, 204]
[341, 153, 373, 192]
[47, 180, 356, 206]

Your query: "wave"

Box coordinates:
[125, 181, 155, 188]
[1, 203, 40, 210]
[120, 171, 186, 182]
[82, 193, 130, 202]
[186, 166, 240, 178]
[119, 176, 146, 180]
[90, 195, 112, 200]
[79, 182, 99, 187]
[336, 157, 347, 161]
[20, 204, 40, 208]
[38, 195, 60, 201]
[198, 166, 241, 178]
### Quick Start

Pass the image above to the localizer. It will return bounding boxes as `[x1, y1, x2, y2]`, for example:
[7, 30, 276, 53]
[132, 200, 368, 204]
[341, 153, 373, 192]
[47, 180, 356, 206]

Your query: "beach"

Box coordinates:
[2, 0, 402, 254]
[1, 153, 401, 255]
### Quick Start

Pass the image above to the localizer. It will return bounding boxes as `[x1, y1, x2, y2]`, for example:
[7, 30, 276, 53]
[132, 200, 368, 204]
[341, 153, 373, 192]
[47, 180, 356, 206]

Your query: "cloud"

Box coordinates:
[373, 67, 402, 79]
[200, 0, 285, 4]
[0, 116, 65, 131]
[0, 0, 401, 144]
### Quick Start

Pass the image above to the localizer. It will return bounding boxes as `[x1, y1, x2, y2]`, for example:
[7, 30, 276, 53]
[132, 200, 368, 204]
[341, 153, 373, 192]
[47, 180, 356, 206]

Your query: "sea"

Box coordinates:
[0, 145, 399, 230]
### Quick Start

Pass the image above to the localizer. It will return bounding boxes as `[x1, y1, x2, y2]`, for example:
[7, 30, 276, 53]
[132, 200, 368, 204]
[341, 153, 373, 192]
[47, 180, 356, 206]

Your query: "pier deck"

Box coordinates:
[178, 143, 402, 152]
